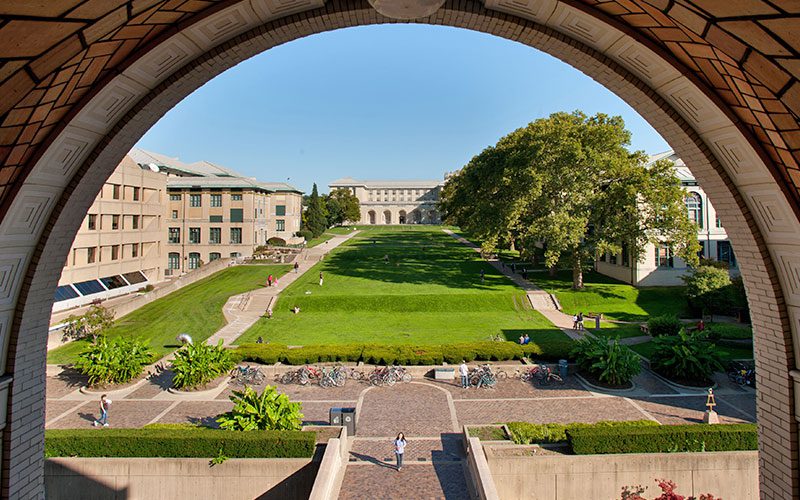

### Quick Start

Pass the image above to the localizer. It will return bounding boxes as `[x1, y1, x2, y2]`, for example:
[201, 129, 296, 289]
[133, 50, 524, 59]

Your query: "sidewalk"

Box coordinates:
[205, 231, 360, 346]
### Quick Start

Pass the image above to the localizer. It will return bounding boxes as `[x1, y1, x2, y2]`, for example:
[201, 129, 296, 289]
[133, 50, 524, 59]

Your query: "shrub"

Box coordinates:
[649, 330, 724, 384]
[76, 335, 153, 387]
[217, 386, 304, 431]
[704, 323, 752, 341]
[683, 265, 733, 319]
[267, 237, 286, 246]
[62, 305, 115, 342]
[567, 423, 757, 455]
[298, 229, 314, 242]
[507, 420, 658, 445]
[233, 343, 288, 364]
[647, 315, 683, 337]
[172, 340, 235, 390]
[44, 428, 315, 458]
[570, 336, 640, 386]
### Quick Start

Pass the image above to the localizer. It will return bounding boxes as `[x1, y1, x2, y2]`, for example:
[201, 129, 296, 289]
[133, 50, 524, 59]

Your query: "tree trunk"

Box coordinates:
[572, 257, 584, 290]
[549, 266, 557, 277]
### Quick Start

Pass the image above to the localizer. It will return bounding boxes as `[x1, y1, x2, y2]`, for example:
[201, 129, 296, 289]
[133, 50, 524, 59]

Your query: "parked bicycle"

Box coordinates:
[334, 364, 365, 381]
[319, 366, 347, 388]
[727, 361, 755, 388]
[230, 365, 266, 386]
[368, 365, 412, 386]
[468, 364, 507, 388]
[279, 365, 322, 385]
[530, 364, 564, 386]
[513, 367, 538, 383]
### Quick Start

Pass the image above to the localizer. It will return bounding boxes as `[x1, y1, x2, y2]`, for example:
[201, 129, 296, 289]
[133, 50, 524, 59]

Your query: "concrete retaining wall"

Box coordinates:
[464, 434, 500, 500]
[484, 446, 758, 500]
[45, 456, 318, 500]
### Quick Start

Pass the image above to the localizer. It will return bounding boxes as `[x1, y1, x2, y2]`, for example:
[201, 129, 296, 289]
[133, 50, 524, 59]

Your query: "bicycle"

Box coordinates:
[468, 364, 504, 388]
[727, 361, 755, 388]
[513, 367, 538, 382]
[531, 364, 564, 386]
[279, 365, 322, 385]
[230, 365, 265, 386]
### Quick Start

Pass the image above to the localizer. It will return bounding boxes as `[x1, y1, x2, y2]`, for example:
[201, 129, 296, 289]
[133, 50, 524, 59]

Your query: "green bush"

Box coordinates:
[567, 423, 757, 455]
[76, 335, 153, 387]
[570, 336, 640, 386]
[217, 386, 304, 431]
[683, 265, 733, 319]
[705, 323, 752, 341]
[647, 315, 683, 337]
[232, 344, 287, 364]
[172, 340, 235, 390]
[298, 229, 314, 242]
[44, 428, 315, 458]
[650, 330, 724, 384]
[507, 420, 658, 445]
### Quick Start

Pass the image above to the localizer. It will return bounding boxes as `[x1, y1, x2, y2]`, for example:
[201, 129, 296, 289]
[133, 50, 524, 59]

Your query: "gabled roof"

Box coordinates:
[647, 150, 693, 183]
[329, 178, 443, 189]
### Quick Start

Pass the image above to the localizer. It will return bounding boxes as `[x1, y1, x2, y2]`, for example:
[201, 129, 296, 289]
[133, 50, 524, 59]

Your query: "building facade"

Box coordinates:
[329, 177, 444, 225]
[595, 151, 736, 286]
[54, 155, 166, 312]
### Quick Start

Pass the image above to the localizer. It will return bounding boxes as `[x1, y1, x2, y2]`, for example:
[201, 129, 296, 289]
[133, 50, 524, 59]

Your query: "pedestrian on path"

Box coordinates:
[511, 262, 516, 274]
[93, 394, 111, 427]
[572, 314, 579, 330]
[522, 269, 528, 280]
[459, 360, 469, 388]
[394, 432, 407, 471]
[577, 312, 584, 331]
[319, 271, 324, 286]
[294, 262, 299, 273]
[480, 269, 485, 283]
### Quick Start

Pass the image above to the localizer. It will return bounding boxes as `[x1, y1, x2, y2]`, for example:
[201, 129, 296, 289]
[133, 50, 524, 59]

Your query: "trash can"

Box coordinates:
[558, 359, 568, 379]
[329, 407, 343, 426]
[330, 407, 357, 436]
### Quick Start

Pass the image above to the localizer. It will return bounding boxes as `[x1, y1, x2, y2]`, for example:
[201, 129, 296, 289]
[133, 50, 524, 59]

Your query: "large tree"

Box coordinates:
[326, 188, 361, 226]
[303, 183, 328, 238]
[440, 111, 700, 289]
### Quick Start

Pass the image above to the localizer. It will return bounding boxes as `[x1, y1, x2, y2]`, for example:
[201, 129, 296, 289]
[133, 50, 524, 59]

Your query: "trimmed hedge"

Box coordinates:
[566, 423, 757, 455]
[507, 420, 658, 445]
[44, 428, 316, 459]
[233, 340, 574, 366]
[647, 315, 683, 337]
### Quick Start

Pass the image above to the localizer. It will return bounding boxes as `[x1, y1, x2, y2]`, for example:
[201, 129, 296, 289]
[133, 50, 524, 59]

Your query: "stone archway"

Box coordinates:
[368, 210, 376, 225]
[399, 210, 407, 224]
[383, 210, 392, 225]
[0, 1, 800, 497]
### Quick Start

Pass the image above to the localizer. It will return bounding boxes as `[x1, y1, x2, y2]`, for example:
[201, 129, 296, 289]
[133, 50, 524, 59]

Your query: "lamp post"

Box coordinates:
[703, 387, 719, 424]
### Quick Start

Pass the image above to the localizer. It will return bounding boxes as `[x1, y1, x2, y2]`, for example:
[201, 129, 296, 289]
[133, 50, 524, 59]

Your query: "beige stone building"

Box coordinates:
[596, 151, 736, 286]
[54, 155, 166, 312]
[328, 177, 444, 224]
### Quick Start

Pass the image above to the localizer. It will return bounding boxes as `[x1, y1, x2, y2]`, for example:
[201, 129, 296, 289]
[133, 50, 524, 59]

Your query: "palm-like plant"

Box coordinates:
[76, 335, 153, 386]
[171, 340, 234, 390]
[571, 335, 640, 386]
[216, 386, 303, 431]
[650, 329, 724, 383]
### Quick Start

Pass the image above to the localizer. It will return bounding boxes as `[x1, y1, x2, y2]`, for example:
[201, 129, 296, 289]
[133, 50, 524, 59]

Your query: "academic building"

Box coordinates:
[54, 149, 302, 311]
[328, 177, 444, 225]
[595, 151, 736, 286]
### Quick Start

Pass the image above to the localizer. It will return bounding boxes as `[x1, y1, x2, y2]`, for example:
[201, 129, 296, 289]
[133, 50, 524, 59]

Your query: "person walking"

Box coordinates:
[293, 261, 299, 273]
[577, 312, 584, 331]
[267, 274, 274, 287]
[93, 394, 111, 427]
[572, 314, 579, 330]
[394, 432, 407, 471]
[459, 360, 469, 389]
[522, 269, 528, 280]
[480, 269, 485, 283]
[319, 271, 324, 286]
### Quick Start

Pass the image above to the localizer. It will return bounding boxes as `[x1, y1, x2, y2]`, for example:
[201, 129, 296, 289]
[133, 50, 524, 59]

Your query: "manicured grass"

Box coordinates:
[594, 323, 647, 340]
[305, 233, 336, 248]
[531, 270, 690, 322]
[47, 265, 290, 365]
[629, 340, 753, 362]
[237, 226, 570, 346]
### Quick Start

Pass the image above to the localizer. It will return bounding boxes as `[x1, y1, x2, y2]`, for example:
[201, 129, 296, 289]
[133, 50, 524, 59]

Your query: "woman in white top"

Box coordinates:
[394, 432, 407, 471]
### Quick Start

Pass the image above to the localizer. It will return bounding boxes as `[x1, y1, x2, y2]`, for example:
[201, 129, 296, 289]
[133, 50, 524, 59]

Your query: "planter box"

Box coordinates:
[434, 368, 455, 380]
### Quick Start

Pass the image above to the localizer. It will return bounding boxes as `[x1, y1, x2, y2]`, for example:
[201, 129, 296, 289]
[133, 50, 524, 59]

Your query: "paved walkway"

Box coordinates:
[205, 231, 359, 346]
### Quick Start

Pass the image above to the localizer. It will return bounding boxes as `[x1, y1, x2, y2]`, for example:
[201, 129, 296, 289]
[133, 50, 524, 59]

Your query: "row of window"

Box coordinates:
[102, 184, 143, 201]
[167, 252, 239, 270]
[87, 214, 141, 231]
[684, 192, 723, 229]
[600, 241, 736, 269]
[168, 227, 243, 244]
[169, 192, 286, 214]
[84, 243, 142, 264]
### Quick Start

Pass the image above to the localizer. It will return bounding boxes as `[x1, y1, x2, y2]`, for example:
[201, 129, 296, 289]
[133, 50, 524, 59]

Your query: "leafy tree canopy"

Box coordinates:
[439, 111, 700, 289]
[326, 188, 361, 226]
[302, 183, 328, 238]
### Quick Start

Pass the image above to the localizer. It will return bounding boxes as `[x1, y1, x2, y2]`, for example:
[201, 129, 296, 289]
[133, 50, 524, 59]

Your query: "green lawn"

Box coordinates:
[48, 264, 290, 365]
[531, 270, 690, 322]
[629, 340, 753, 362]
[237, 226, 570, 346]
[594, 323, 646, 340]
[305, 226, 359, 248]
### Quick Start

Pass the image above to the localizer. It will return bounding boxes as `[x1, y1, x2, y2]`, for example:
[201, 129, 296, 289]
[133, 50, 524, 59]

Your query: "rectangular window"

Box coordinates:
[188, 252, 200, 270]
[276, 205, 286, 216]
[209, 252, 221, 261]
[168, 227, 180, 244]
[87, 247, 96, 264]
[210, 194, 222, 207]
[655, 245, 674, 268]
[112, 184, 120, 199]
[112, 215, 120, 230]
[172, 210, 178, 219]
[111, 245, 120, 261]
[189, 194, 201, 207]
[168, 252, 181, 270]
[132, 187, 140, 201]
[209, 227, 221, 244]
[170, 193, 181, 201]
[230, 227, 242, 244]
[717, 241, 736, 267]
[230, 208, 243, 223]
[131, 243, 139, 258]
[88, 214, 97, 230]
[599, 252, 606, 262]
[716, 217, 723, 228]
[276, 219, 285, 232]
[609, 253, 617, 265]
[209, 215, 223, 223]
[189, 227, 201, 244]
[231, 193, 242, 201]
[131, 215, 139, 230]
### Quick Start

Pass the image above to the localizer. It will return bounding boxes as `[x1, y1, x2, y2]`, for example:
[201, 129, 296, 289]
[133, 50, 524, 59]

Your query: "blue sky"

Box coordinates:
[137, 24, 669, 194]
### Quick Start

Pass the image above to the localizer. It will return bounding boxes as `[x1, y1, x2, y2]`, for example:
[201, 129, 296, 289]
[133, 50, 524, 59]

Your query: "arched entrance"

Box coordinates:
[368, 210, 376, 225]
[383, 210, 392, 225]
[399, 210, 407, 224]
[0, 1, 799, 497]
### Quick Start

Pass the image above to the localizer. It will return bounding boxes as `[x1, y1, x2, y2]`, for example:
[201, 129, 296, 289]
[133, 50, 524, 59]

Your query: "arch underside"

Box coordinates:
[0, 1, 799, 497]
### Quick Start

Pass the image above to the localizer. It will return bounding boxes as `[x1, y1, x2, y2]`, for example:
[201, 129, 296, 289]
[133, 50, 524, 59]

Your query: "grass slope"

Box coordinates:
[237, 226, 568, 346]
[531, 270, 690, 322]
[48, 265, 289, 365]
